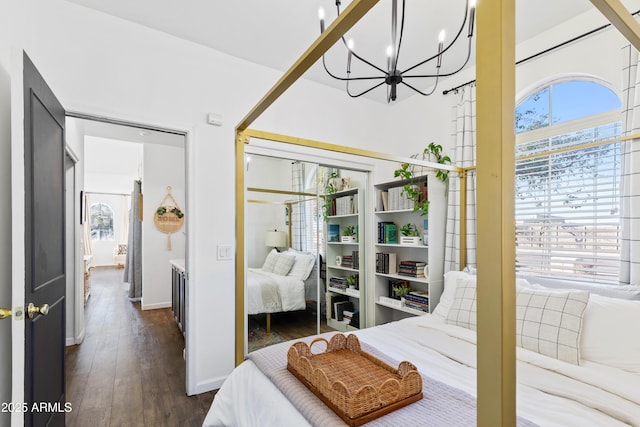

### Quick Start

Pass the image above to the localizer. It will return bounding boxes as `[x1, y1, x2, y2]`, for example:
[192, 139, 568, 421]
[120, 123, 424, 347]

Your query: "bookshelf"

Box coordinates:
[325, 187, 364, 332]
[372, 174, 445, 325]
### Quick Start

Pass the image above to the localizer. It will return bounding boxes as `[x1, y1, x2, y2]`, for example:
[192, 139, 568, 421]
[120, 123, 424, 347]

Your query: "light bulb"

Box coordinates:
[318, 7, 325, 20]
[347, 38, 355, 50]
[470, 0, 477, 9]
[386, 45, 393, 57]
[438, 30, 446, 44]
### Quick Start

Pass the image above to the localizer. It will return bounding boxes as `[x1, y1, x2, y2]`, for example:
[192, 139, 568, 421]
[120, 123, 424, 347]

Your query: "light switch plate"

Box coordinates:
[217, 245, 233, 260]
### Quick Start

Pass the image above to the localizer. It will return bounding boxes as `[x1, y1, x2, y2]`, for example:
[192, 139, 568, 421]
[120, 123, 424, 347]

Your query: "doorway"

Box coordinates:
[64, 115, 190, 396]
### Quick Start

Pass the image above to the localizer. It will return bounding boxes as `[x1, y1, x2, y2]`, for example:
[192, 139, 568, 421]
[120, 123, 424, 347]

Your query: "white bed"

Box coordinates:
[247, 268, 306, 314]
[247, 249, 318, 316]
[208, 272, 640, 426]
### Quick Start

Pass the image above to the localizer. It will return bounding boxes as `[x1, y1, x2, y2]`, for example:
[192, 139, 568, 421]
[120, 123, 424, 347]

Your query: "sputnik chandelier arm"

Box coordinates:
[318, 0, 476, 102]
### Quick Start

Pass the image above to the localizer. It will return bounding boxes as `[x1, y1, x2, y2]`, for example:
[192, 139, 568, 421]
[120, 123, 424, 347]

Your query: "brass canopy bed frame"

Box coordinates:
[233, 0, 640, 424]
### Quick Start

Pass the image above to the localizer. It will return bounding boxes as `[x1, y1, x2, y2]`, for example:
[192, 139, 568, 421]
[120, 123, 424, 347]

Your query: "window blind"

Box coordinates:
[515, 121, 622, 283]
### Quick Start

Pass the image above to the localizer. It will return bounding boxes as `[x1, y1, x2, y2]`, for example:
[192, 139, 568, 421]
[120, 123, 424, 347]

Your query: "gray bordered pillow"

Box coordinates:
[272, 253, 296, 276]
[445, 278, 477, 331]
[516, 288, 590, 365]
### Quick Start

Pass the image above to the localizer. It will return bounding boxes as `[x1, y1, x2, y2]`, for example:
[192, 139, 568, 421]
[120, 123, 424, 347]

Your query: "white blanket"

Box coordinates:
[205, 315, 640, 426]
[247, 268, 306, 315]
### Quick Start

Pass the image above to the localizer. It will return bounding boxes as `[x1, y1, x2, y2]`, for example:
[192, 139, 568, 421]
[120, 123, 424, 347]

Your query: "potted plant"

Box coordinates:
[391, 282, 412, 300]
[393, 142, 451, 216]
[322, 171, 339, 221]
[346, 275, 358, 290]
[341, 225, 357, 243]
[400, 223, 422, 246]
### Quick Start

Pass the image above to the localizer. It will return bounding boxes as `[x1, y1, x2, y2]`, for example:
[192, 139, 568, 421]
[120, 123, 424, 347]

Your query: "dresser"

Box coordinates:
[170, 259, 186, 336]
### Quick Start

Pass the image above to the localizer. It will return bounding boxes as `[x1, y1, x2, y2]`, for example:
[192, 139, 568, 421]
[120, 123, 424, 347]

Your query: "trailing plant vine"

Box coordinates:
[393, 142, 451, 216]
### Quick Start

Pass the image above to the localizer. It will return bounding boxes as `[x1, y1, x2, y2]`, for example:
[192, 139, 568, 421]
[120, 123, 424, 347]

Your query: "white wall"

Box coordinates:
[0, 25, 12, 427]
[142, 143, 185, 310]
[64, 118, 86, 348]
[246, 156, 293, 267]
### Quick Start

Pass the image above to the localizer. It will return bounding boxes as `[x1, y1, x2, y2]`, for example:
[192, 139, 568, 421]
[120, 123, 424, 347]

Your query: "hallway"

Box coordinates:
[65, 268, 215, 426]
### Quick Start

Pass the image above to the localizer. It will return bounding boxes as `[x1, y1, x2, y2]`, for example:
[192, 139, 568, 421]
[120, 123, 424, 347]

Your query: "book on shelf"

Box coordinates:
[423, 219, 429, 246]
[404, 290, 429, 305]
[377, 221, 394, 243]
[375, 252, 397, 274]
[328, 224, 340, 242]
[329, 276, 348, 290]
[401, 297, 429, 312]
[341, 255, 353, 268]
[327, 294, 349, 319]
[349, 311, 360, 329]
[381, 190, 389, 211]
[334, 301, 354, 321]
[351, 250, 359, 269]
[398, 260, 427, 277]
[384, 224, 398, 244]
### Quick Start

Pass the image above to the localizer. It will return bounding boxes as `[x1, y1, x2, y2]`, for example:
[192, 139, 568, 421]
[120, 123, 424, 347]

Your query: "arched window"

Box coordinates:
[514, 78, 622, 282]
[90, 203, 114, 241]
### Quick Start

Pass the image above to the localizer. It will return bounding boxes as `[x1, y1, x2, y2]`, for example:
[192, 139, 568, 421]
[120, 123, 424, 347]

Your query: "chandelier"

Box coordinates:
[318, 0, 476, 102]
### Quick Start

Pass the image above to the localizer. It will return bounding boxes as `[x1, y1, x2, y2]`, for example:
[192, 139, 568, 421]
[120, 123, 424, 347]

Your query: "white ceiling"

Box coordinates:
[64, 0, 631, 102]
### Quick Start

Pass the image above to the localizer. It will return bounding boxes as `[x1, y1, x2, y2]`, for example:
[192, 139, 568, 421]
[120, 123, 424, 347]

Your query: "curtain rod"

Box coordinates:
[86, 191, 131, 197]
[442, 9, 640, 96]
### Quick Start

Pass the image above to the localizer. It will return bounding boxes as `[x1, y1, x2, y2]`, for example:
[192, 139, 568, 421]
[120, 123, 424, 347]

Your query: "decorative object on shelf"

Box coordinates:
[265, 229, 288, 252]
[390, 281, 412, 300]
[335, 255, 342, 266]
[341, 225, 357, 243]
[153, 186, 185, 250]
[322, 171, 339, 221]
[394, 143, 451, 216]
[400, 223, 422, 245]
[346, 275, 358, 290]
[317, 0, 476, 102]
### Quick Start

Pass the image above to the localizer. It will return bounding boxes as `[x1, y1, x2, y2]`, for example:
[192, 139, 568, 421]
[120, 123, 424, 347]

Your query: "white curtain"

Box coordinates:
[619, 45, 640, 285]
[118, 195, 131, 245]
[291, 162, 306, 251]
[444, 85, 477, 272]
[82, 193, 93, 257]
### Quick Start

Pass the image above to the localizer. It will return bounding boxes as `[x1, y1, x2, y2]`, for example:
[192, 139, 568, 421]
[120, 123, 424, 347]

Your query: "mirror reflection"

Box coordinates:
[246, 154, 367, 352]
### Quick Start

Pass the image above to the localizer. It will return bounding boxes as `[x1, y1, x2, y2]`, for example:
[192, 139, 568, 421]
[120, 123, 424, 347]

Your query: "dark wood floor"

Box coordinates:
[252, 310, 333, 342]
[65, 267, 215, 427]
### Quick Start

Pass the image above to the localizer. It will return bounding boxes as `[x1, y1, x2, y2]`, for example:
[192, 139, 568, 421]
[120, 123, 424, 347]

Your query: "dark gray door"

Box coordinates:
[23, 51, 66, 427]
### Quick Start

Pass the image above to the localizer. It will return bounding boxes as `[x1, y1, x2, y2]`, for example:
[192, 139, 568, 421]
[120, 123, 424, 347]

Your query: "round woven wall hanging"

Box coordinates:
[154, 186, 185, 250]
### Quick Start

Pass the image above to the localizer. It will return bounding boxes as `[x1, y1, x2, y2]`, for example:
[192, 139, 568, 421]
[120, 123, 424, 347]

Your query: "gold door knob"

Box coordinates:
[27, 303, 49, 319]
[0, 308, 11, 319]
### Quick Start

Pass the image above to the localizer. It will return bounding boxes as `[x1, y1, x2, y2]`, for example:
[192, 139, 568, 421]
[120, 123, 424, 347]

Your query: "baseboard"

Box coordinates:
[65, 326, 86, 346]
[141, 301, 172, 311]
[191, 376, 227, 396]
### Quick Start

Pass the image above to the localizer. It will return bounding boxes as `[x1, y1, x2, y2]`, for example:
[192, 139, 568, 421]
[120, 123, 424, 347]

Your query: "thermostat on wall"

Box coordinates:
[207, 113, 223, 126]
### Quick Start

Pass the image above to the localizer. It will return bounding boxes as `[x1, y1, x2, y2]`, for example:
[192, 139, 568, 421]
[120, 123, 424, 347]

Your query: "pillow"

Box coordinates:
[433, 270, 530, 319]
[261, 249, 279, 273]
[432, 270, 475, 319]
[581, 294, 640, 373]
[286, 250, 316, 280]
[445, 278, 477, 330]
[516, 288, 590, 365]
[272, 253, 296, 276]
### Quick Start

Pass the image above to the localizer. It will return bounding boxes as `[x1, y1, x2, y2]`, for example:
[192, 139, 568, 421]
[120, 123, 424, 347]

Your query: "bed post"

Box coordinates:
[475, 0, 516, 425]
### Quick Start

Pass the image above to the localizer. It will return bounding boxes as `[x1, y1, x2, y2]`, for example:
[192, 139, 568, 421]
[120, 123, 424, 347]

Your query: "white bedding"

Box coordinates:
[247, 268, 306, 315]
[205, 314, 640, 426]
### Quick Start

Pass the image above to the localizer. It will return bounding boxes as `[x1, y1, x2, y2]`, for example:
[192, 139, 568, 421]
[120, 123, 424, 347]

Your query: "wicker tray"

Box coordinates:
[287, 334, 422, 426]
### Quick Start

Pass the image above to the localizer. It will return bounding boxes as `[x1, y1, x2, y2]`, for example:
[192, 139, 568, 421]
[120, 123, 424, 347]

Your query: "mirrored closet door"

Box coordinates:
[245, 153, 367, 352]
